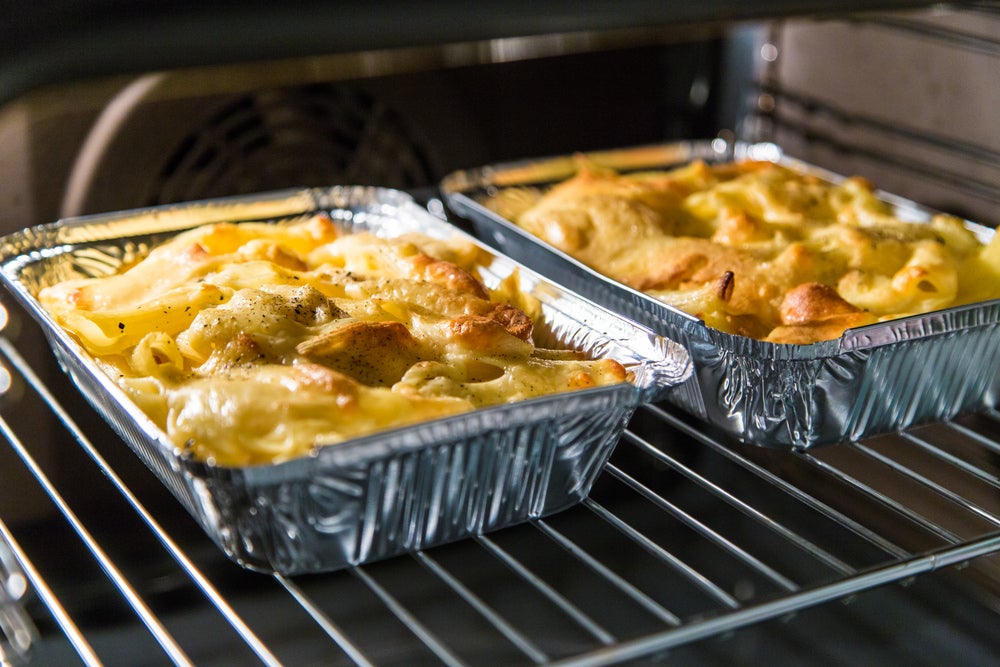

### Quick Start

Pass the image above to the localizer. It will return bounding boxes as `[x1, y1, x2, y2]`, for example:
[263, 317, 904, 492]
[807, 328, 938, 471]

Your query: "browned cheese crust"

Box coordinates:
[487, 159, 1000, 344]
[39, 216, 627, 465]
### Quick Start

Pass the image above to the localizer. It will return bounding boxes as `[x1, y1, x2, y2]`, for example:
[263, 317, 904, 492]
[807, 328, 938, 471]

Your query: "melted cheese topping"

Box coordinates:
[487, 159, 1000, 343]
[39, 215, 626, 466]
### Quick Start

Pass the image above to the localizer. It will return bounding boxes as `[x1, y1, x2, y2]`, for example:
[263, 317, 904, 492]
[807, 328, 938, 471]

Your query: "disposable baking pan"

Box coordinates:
[0, 186, 691, 575]
[441, 140, 1000, 448]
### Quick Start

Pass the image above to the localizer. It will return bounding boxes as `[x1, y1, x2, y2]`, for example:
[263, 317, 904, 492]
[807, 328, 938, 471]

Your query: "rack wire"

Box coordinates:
[1, 295, 999, 666]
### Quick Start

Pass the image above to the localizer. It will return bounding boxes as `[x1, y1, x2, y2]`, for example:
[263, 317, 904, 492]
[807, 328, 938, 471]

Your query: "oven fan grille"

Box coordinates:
[151, 86, 438, 206]
[60, 83, 443, 219]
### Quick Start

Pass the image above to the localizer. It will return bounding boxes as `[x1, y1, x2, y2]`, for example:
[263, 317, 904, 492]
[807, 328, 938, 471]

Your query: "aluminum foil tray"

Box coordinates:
[0, 186, 691, 575]
[441, 140, 1000, 449]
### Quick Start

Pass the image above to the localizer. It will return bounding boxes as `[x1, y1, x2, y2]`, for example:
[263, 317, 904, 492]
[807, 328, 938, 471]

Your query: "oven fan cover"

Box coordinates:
[61, 77, 474, 217]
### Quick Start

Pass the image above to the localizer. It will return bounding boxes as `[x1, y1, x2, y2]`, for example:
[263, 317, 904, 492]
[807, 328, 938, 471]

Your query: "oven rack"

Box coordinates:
[1, 308, 1000, 666]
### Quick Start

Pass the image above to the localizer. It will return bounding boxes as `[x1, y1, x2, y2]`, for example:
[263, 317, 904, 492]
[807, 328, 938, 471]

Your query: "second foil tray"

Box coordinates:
[441, 140, 1000, 449]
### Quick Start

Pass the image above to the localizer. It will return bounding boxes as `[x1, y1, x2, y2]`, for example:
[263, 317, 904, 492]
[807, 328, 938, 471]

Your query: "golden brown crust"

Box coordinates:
[297, 321, 423, 387]
[492, 158, 995, 344]
[766, 282, 878, 343]
[410, 253, 490, 300]
[485, 303, 534, 342]
[40, 219, 629, 465]
[448, 312, 531, 354]
[778, 282, 863, 326]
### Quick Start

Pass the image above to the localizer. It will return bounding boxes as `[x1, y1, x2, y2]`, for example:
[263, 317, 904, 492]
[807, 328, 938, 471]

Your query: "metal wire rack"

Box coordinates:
[1, 289, 999, 666]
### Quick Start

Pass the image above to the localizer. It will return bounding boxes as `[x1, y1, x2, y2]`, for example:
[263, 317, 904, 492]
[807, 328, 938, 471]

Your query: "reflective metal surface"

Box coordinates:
[442, 140, 1000, 448]
[0, 187, 689, 575]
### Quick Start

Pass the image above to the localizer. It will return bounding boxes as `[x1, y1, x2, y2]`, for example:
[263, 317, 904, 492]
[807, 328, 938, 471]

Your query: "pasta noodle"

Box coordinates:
[39, 215, 627, 466]
[486, 158, 1000, 344]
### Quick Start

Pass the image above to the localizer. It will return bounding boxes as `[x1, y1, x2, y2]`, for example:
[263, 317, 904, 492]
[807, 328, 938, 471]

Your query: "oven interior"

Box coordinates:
[1, 3, 999, 665]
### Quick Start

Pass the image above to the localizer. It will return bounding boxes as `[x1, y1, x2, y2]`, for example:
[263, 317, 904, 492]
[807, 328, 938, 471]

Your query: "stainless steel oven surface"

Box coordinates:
[1, 2, 999, 665]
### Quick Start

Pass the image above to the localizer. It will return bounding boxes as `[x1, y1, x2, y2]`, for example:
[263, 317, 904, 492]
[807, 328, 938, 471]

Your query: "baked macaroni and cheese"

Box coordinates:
[39, 215, 627, 466]
[486, 159, 1000, 344]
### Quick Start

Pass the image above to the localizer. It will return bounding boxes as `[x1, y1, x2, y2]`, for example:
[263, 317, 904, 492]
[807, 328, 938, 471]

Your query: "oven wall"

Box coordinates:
[0, 37, 727, 234]
[754, 8, 1000, 227]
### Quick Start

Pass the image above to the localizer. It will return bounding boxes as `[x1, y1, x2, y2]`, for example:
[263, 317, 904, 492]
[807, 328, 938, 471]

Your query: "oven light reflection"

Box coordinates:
[4, 572, 26, 600]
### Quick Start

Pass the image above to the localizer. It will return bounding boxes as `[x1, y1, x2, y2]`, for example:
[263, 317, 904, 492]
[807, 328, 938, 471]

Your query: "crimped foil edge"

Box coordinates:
[442, 140, 1000, 448]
